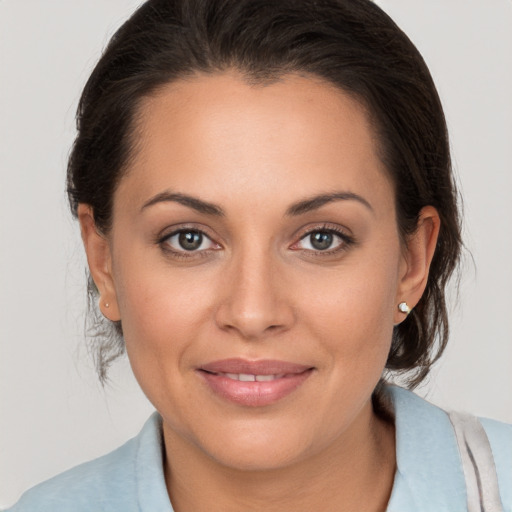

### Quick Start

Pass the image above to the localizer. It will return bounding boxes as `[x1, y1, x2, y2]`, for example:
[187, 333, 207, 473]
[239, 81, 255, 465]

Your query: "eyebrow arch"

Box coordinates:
[141, 191, 225, 216]
[286, 192, 374, 216]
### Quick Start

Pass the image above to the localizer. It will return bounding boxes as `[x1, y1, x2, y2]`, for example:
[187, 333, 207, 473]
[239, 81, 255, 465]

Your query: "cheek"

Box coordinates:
[299, 248, 400, 365]
[113, 266, 218, 423]
[111, 251, 215, 377]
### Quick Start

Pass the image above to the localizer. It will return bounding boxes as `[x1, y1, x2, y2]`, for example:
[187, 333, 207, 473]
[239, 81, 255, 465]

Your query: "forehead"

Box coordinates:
[117, 71, 393, 214]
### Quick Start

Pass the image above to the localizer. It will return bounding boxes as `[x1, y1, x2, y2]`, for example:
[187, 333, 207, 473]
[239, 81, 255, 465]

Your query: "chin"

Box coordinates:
[183, 413, 335, 473]
[206, 439, 311, 472]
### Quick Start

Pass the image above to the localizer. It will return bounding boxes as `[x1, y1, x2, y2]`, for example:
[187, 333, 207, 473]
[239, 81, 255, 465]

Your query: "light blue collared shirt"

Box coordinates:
[6, 386, 512, 511]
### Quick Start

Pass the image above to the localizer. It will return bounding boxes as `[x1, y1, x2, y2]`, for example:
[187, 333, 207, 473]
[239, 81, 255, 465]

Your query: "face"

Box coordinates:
[83, 72, 431, 471]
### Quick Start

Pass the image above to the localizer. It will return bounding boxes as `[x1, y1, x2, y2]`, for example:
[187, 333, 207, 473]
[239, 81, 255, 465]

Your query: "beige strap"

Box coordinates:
[448, 411, 503, 512]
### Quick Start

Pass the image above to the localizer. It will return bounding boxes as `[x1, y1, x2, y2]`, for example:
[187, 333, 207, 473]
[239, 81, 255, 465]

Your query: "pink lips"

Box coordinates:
[197, 359, 314, 407]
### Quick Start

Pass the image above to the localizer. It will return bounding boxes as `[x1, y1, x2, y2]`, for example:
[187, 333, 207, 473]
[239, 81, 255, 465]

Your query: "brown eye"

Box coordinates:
[163, 230, 217, 253]
[178, 231, 203, 251]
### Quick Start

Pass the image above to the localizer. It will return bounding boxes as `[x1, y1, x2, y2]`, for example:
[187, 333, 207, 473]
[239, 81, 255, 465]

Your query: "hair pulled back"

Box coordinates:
[67, 0, 462, 387]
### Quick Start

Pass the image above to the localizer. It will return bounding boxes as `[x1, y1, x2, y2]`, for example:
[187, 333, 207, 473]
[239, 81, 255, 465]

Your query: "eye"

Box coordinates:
[303, 231, 337, 251]
[293, 227, 354, 253]
[162, 229, 218, 253]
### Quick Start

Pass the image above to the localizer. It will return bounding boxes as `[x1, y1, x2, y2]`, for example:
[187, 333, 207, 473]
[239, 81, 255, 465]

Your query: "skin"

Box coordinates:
[79, 72, 440, 512]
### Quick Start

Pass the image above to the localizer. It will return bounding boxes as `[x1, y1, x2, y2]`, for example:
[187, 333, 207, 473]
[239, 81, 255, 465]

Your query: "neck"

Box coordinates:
[163, 401, 396, 512]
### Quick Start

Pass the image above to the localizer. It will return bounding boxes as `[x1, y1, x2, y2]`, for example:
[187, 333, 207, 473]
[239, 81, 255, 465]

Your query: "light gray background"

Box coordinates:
[1, 0, 511, 507]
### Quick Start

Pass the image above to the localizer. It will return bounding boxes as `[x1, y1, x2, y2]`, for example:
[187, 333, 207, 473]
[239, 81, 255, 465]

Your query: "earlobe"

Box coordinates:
[395, 206, 440, 323]
[77, 204, 121, 321]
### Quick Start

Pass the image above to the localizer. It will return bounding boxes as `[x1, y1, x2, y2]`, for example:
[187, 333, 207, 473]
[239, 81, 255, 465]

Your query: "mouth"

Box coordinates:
[212, 372, 287, 382]
[197, 359, 314, 407]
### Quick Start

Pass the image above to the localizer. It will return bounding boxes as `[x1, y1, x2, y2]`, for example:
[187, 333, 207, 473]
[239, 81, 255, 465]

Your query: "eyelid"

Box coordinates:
[157, 224, 222, 256]
[290, 223, 356, 253]
[166, 231, 217, 251]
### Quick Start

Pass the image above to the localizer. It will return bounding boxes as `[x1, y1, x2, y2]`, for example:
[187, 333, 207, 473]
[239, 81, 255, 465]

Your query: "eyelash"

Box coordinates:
[157, 225, 220, 260]
[156, 224, 356, 260]
[292, 224, 356, 256]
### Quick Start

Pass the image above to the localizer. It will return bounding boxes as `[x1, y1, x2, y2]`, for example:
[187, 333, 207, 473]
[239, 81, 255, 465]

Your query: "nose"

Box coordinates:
[214, 248, 295, 340]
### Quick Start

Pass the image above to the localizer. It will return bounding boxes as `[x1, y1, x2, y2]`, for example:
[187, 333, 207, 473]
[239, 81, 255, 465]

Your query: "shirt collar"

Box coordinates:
[136, 413, 175, 511]
[386, 385, 467, 511]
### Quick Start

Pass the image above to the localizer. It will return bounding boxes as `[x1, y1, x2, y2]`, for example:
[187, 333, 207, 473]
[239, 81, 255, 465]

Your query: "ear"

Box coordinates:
[394, 206, 440, 324]
[78, 204, 121, 321]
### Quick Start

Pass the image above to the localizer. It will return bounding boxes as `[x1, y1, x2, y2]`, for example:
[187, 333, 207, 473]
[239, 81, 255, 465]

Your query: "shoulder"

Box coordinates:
[386, 385, 512, 511]
[479, 414, 512, 449]
[479, 416, 512, 508]
[6, 413, 166, 512]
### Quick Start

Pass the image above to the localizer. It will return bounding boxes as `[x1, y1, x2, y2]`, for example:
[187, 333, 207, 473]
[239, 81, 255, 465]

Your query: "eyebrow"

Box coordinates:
[286, 192, 374, 216]
[141, 190, 373, 217]
[141, 191, 225, 216]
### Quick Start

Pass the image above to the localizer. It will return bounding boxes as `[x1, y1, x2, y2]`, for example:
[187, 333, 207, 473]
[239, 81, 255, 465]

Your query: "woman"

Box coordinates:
[6, 0, 511, 510]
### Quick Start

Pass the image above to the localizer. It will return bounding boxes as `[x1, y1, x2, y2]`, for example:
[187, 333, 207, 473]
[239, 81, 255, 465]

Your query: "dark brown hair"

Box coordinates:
[67, 0, 462, 387]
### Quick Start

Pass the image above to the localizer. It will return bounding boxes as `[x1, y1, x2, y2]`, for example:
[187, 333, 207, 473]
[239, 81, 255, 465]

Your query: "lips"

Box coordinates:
[219, 373, 286, 382]
[197, 359, 314, 407]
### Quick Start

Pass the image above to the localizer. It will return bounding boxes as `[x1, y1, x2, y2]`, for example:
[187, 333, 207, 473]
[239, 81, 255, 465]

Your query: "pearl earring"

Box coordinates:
[398, 302, 411, 315]
[105, 303, 110, 308]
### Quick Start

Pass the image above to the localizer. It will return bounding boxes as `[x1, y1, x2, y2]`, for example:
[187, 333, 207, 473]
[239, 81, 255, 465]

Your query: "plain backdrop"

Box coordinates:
[1, 0, 511, 507]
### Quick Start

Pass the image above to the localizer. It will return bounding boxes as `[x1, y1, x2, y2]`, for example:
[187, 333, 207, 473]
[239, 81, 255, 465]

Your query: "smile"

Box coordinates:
[218, 372, 286, 382]
[197, 359, 314, 407]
